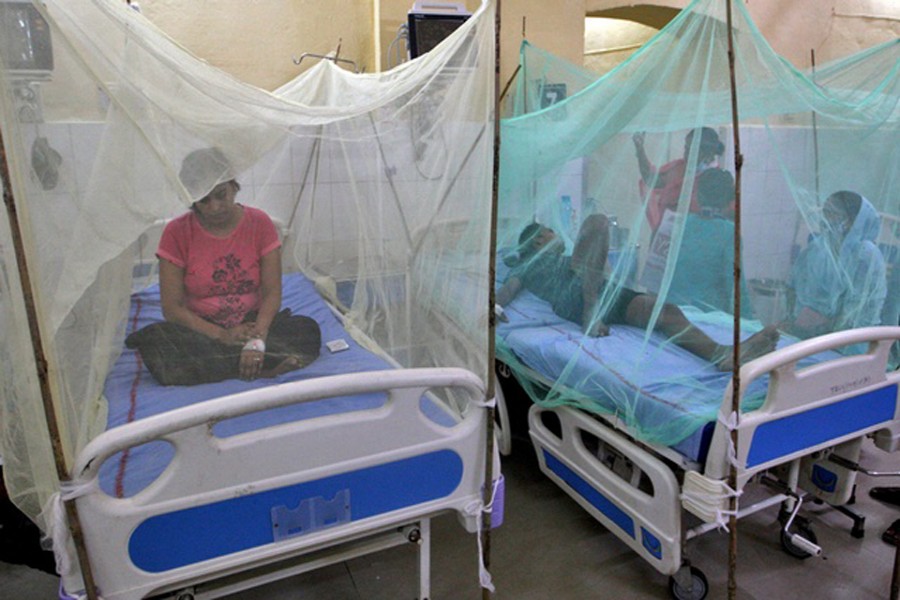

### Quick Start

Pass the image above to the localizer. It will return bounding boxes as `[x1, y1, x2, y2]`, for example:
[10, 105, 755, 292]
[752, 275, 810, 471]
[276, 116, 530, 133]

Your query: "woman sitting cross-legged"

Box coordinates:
[126, 147, 321, 385]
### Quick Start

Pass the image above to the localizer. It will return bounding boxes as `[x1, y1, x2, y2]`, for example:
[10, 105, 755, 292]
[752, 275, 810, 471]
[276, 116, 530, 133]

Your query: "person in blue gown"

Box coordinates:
[666, 168, 752, 316]
[788, 190, 886, 340]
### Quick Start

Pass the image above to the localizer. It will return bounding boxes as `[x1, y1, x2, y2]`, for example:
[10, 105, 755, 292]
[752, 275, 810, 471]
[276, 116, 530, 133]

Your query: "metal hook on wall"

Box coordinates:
[292, 38, 360, 73]
[292, 53, 360, 73]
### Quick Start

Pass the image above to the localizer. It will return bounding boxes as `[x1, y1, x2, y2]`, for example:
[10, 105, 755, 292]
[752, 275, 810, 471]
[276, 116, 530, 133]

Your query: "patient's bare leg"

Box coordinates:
[714, 327, 780, 372]
[624, 295, 778, 369]
[572, 213, 610, 335]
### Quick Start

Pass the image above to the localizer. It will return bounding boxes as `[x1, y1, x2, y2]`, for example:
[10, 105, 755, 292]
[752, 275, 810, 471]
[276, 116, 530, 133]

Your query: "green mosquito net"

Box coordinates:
[0, 0, 495, 551]
[496, 0, 899, 450]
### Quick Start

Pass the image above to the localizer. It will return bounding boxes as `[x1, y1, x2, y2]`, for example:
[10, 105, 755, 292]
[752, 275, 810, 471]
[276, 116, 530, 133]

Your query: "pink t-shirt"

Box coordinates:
[639, 159, 735, 232]
[157, 205, 281, 328]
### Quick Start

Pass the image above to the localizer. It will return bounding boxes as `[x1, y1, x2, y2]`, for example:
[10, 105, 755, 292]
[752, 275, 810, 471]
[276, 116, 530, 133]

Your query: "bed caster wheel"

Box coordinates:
[403, 525, 422, 544]
[668, 565, 709, 600]
[780, 521, 819, 559]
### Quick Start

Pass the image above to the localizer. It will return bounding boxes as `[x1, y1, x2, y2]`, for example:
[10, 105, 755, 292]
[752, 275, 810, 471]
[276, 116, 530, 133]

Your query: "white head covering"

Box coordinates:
[178, 147, 236, 202]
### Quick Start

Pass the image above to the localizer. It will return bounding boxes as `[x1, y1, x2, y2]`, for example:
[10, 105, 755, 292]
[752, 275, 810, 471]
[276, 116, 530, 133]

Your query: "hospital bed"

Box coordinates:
[496, 287, 900, 599]
[64, 271, 500, 600]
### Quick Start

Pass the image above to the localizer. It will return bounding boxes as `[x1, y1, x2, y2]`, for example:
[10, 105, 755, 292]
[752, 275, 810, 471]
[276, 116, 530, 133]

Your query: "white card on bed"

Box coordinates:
[326, 339, 350, 353]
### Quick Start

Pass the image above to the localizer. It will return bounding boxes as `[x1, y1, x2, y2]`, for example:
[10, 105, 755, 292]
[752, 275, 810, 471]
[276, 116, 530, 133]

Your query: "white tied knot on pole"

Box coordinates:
[478, 396, 497, 409]
[40, 478, 99, 581]
[717, 410, 738, 431]
[464, 476, 503, 593]
[460, 394, 497, 418]
[717, 410, 744, 469]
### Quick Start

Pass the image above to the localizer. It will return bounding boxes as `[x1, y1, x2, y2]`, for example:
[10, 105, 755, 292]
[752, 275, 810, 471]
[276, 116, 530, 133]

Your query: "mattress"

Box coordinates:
[497, 287, 838, 463]
[101, 272, 454, 497]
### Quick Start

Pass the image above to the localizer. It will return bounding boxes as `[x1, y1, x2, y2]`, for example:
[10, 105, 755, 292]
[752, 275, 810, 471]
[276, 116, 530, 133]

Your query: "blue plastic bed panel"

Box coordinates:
[641, 527, 662, 559]
[811, 465, 838, 493]
[543, 450, 637, 541]
[745, 384, 898, 468]
[129, 450, 463, 572]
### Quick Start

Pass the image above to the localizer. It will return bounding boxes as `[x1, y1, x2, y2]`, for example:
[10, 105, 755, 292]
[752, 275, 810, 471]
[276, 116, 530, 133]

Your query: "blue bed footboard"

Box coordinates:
[129, 450, 464, 571]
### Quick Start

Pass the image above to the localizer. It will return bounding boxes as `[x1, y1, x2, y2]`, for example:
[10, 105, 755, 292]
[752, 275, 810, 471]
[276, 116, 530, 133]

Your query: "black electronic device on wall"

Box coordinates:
[407, 2, 470, 60]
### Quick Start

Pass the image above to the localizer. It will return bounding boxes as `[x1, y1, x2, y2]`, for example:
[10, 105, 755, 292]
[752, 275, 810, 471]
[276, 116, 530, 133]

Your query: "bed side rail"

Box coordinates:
[705, 326, 900, 482]
[73, 367, 486, 483]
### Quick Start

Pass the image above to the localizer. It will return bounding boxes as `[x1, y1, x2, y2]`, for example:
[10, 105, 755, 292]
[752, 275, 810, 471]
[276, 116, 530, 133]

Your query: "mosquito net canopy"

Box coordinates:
[496, 0, 899, 449]
[810, 37, 900, 104]
[0, 0, 495, 535]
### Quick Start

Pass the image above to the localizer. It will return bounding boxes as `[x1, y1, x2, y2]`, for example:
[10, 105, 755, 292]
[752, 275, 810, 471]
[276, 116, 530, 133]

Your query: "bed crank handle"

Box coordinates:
[826, 453, 900, 478]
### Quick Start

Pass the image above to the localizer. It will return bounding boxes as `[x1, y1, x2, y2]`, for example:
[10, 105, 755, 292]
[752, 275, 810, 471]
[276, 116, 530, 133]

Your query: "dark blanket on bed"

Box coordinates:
[125, 308, 321, 385]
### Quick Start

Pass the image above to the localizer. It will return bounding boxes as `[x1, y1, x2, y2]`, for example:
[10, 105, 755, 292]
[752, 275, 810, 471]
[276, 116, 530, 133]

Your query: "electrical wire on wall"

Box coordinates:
[387, 23, 410, 69]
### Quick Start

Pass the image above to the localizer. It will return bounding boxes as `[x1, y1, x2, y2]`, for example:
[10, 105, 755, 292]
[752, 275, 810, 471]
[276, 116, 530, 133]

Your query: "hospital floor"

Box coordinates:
[2, 399, 900, 599]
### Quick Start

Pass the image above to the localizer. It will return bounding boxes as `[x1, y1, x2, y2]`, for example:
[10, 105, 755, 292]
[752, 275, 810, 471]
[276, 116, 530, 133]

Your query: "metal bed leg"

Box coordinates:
[815, 454, 900, 539]
[830, 503, 866, 538]
[674, 510, 710, 599]
[810, 483, 865, 538]
[782, 459, 801, 514]
[417, 518, 431, 600]
[777, 461, 802, 527]
[892, 541, 900, 600]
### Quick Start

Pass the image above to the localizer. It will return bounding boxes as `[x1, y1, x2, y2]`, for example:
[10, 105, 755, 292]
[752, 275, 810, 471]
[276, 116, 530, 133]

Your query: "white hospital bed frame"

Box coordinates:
[67, 367, 495, 600]
[522, 326, 900, 598]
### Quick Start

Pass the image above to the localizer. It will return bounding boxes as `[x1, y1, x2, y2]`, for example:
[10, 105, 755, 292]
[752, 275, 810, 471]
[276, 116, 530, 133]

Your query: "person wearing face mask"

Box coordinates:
[632, 127, 727, 234]
[786, 190, 887, 341]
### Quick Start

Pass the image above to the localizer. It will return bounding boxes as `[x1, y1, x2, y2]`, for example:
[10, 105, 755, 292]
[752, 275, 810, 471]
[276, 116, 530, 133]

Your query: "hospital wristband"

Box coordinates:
[243, 338, 266, 353]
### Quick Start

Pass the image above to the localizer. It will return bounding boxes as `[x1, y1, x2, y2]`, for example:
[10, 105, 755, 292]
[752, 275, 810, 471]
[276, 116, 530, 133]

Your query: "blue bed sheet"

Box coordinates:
[497, 289, 837, 463]
[100, 272, 451, 497]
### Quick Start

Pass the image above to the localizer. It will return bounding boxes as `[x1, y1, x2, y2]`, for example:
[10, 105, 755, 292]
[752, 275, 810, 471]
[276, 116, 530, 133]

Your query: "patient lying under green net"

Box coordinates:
[496, 215, 778, 371]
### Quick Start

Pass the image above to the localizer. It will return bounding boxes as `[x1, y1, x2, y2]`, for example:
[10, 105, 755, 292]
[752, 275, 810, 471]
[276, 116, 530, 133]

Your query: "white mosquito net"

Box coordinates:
[0, 0, 496, 538]
[496, 0, 899, 449]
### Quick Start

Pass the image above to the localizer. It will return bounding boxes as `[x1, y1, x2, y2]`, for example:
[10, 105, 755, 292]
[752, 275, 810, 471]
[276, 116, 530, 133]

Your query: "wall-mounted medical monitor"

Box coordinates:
[408, 2, 470, 59]
[0, 2, 53, 77]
